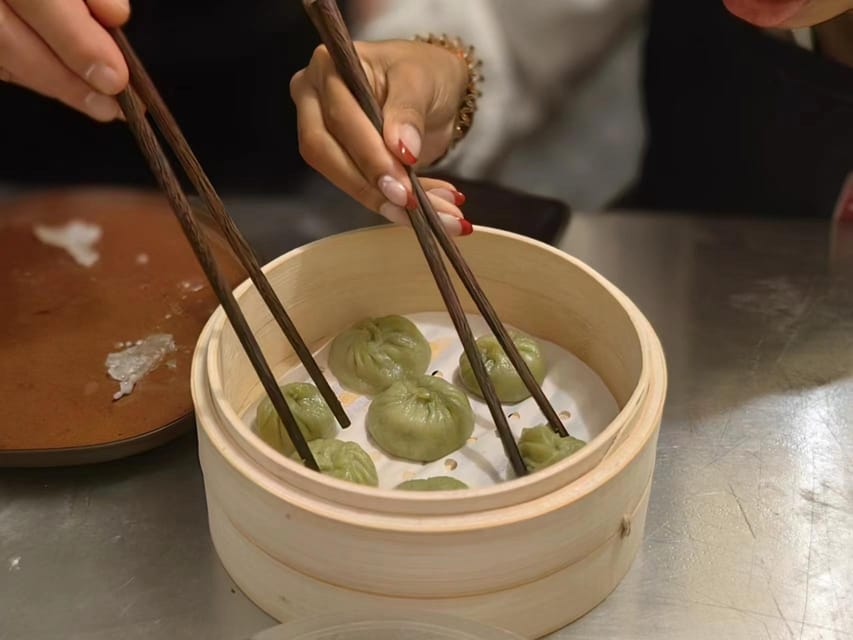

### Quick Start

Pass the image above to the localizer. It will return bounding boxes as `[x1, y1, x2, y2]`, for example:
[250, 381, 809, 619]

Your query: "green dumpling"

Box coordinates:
[256, 382, 336, 455]
[366, 374, 474, 462]
[395, 476, 469, 491]
[328, 315, 431, 395]
[292, 438, 378, 487]
[458, 332, 546, 404]
[518, 425, 586, 472]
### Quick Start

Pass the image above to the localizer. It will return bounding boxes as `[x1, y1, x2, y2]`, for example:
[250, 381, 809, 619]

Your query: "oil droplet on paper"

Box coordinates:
[339, 392, 360, 407]
[429, 337, 452, 358]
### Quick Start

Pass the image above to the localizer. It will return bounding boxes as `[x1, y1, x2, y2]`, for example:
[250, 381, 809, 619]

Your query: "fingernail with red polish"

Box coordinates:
[406, 191, 418, 209]
[428, 188, 455, 206]
[399, 141, 417, 165]
[438, 214, 472, 237]
[398, 123, 421, 165]
[430, 187, 467, 208]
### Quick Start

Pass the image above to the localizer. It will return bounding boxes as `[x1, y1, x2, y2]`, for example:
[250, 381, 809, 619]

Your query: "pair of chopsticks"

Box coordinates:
[107, 28, 349, 471]
[302, 0, 569, 477]
[111, 4, 569, 479]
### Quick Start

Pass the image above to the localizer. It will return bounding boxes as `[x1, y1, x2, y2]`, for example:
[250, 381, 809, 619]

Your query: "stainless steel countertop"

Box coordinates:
[2, 208, 852, 640]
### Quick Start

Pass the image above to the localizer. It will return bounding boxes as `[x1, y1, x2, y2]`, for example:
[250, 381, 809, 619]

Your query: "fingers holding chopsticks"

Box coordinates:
[378, 183, 472, 237]
[293, 87, 469, 235]
[296, 48, 414, 202]
[291, 45, 471, 236]
[0, 0, 129, 121]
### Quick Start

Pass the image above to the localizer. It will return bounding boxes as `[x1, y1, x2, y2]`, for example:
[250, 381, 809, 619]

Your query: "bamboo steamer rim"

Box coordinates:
[194, 225, 666, 517]
[194, 328, 665, 533]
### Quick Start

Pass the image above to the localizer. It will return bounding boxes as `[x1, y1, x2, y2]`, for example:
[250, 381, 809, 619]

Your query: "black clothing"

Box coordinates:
[629, 0, 853, 217]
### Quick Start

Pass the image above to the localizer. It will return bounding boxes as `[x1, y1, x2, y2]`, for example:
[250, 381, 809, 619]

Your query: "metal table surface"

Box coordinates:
[2, 203, 852, 640]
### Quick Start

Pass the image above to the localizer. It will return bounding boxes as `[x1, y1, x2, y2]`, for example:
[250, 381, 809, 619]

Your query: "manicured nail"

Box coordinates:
[438, 213, 471, 237]
[429, 188, 455, 205]
[398, 123, 421, 165]
[85, 63, 123, 95]
[84, 92, 121, 121]
[377, 175, 408, 208]
[380, 203, 469, 236]
[379, 202, 409, 225]
[429, 188, 466, 208]
[425, 192, 464, 220]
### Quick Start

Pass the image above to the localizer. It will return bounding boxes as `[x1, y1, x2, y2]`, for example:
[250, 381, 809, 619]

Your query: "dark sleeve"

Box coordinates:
[624, 0, 853, 218]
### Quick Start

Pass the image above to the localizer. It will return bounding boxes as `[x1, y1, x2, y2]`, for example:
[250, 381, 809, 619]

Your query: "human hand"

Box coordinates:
[722, 0, 853, 27]
[290, 39, 473, 235]
[0, 0, 129, 122]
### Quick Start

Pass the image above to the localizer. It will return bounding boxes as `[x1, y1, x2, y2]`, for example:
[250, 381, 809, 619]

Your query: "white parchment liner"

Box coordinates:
[242, 312, 618, 489]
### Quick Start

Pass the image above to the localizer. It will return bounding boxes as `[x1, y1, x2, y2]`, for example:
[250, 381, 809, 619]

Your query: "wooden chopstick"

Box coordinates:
[303, 0, 538, 476]
[412, 179, 568, 438]
[109, 28, 349, 432]
[405, 166, 527, 476]
[304, 0, 567, 439]
[116, 84, 320, 471]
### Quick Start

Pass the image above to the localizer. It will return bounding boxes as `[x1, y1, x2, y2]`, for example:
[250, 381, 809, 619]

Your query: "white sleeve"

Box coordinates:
[354, 0, 646, 177]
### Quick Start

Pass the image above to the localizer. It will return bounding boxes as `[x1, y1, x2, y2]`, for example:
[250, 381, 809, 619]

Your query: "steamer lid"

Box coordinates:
[250, 611, 524, 640]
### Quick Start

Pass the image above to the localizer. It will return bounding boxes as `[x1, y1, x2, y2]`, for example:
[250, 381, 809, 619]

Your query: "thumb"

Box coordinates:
[382, 64, 430, 167]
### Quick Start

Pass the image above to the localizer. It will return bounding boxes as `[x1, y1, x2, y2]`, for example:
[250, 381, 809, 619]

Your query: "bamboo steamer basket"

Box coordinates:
[191, 225, 666, 638]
